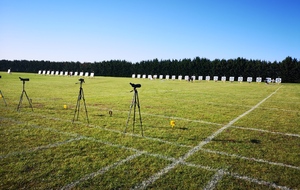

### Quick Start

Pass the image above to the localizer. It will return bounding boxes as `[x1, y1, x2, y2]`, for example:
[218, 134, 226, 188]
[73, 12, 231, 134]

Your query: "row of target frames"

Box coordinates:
[132, 74, 282, 83]
[38, 70, 95, 77]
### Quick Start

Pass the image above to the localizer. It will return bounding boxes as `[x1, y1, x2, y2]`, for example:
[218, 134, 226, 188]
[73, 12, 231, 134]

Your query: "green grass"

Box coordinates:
[0, 72, 299, 189]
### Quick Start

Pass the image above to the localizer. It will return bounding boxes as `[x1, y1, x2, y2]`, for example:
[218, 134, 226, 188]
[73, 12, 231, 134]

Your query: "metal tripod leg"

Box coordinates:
[73, 87, 89, 123]
[135, 91, 143, 136]
[0, 90, 7, 106]
[124, 90, 143, 136]
[17, 90, 33, 111]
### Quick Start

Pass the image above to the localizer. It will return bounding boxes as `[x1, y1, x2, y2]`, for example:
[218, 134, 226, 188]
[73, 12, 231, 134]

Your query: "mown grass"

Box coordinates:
[0, 72, 299, 189]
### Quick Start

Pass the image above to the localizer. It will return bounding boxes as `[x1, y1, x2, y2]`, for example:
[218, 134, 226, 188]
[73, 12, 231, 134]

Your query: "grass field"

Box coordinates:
[0, 72, 299, 190]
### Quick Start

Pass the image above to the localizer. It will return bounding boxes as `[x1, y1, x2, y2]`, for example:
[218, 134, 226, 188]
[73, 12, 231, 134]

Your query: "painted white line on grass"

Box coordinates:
[200, 148, 300, 170]
[227, 171, 292, 190]
[0, 137, 83, 159]
[88, 123, 192, 148]
[61, 152, 144, 190]
[182, 161, 292, 190]
[0, 116, 294, 189]
[143, 113, 223, 126]
[132, 87, 282, 190]
[203, 169, 225, 190]
[231, 126, 300, 138]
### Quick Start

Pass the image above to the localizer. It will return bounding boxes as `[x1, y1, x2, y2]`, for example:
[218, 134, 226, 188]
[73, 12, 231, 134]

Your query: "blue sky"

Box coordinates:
[0, 0, 299, 63]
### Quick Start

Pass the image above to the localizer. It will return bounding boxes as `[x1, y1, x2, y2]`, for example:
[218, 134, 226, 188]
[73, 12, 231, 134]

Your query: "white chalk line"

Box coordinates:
[142, 113, 223, 126]
[199, 148, 300, 170]
[203, 169, 226, 190]
[0, 137, 83, 159]
[132, 86, 282, 189]
[228, 171, 292, 190]
[61, 152, 144, 190]
[231, 126, 300, 138]
[0, 115, 295, 189]
[179, 161, 292, 190]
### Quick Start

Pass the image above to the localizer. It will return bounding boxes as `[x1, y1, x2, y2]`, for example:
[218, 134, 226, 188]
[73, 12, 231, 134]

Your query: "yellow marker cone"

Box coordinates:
[170, 120, 175, 128]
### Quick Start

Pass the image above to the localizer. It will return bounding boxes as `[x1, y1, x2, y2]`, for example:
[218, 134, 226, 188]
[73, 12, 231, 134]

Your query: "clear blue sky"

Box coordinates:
[1, 0, 299, 63]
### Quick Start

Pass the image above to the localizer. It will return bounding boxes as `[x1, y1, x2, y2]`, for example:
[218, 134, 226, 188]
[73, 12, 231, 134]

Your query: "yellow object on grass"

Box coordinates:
[170, 120, 175, 128]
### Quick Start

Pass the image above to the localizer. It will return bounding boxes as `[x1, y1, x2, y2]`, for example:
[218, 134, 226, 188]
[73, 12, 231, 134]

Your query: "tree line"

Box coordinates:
[0, 56, 299, 83]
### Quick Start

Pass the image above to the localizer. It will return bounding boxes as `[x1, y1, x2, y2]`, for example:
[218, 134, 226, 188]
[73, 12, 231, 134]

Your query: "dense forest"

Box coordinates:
[0, 56, 299, 83]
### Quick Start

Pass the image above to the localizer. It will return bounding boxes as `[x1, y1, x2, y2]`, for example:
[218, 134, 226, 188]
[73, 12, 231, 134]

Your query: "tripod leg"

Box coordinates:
[124, 93, 135, 134]
[24, 90, 33, 111]
[132, 93, 137, 133]
[0, 90, 7, 106]
[81, 88, 89, 124]
[136, 92, 143, 136]
[73, 89, 81, 123]
[17, 91, 25, 111]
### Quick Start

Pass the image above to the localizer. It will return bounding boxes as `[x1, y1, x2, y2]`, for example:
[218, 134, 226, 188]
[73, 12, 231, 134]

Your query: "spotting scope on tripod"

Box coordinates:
[124, 83, 143, 136]
[73, 78, 89, 124]
[17, 77, 33, 111]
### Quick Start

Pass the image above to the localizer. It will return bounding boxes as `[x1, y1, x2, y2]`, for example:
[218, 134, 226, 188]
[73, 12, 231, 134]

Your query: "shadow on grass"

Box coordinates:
[210, 139, 261, 144]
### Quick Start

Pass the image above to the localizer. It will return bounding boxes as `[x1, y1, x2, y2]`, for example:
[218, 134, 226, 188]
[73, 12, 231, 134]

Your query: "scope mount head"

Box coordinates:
[19, 77, 29, 82]
[130, 83, 141, 89]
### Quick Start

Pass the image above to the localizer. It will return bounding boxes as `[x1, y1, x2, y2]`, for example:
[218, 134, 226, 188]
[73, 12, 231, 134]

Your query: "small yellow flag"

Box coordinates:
[170, 120, 175, 128]
[63, 105, 67, 109]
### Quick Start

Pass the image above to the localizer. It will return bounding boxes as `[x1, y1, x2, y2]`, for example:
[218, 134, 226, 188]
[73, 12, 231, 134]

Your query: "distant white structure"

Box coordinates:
[171, 75, 176, 80]
[90, 72, 94, 77]
[79, 72, 83, 76]
[51, 71, 54, 75]
[205, 76, 210, 81]
[42, 70, 46, 75]
[275, 78, 282, 83]
[38, 70, 41, 74]
[221, 76, 226, 82]
[229, 77, 234, 82]
[132, 74, 136, 78]
[178, 75, 182, 80]
[256, 77, 262, 82]
[238, 77, 243, 82]
[198, 76, 203, 81]
[60, 71, 64, 76]
[137, 74, 141, 78]
[74, 71, 78, 76]
[159, 75, 163, 79]
[85, 72, 89, 77]
[165, 75, 169, 80]
[213, 76, 218, 81]
[55, 71, 59, 75]
[247, 77, 252, 83]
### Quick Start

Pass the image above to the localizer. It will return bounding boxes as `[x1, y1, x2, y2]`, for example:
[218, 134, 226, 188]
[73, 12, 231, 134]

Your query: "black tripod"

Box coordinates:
[0, 90, 7, 106]
[124, 83, 143, 136]
[73, 78, 89, 124]
[17, 77, 33, 111]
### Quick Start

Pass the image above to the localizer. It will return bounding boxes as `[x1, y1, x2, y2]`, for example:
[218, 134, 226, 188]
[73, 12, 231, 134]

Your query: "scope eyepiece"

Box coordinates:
[130, 83, 141, 88]
[19, 77, 29, 81]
